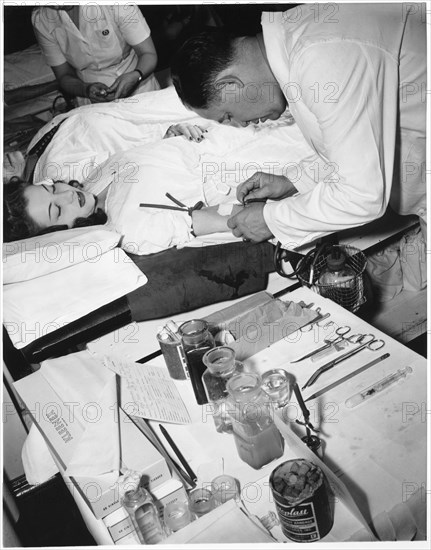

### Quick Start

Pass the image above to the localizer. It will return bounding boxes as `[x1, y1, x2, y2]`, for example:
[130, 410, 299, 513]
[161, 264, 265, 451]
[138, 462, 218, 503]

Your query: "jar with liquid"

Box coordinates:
[226, 372, 284, 470]
[180, 319, 215, 405]
[318, 250, 356, 306]
[202, 346, 244, 433]
[122, 486, 165, 544]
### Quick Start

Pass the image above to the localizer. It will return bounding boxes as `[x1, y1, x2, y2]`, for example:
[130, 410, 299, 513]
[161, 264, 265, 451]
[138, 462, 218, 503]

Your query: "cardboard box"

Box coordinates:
[14, 372, 171, 520]
[69, 408, 171, 519]
[206, 291, 318, 360]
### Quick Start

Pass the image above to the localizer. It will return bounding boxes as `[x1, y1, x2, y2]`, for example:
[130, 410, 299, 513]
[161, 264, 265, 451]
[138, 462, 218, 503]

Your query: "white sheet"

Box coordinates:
[31, 86, 201, 183]
[32, 86, 332, 255]
[4, 44, 54, 91]
[84, 119, 321, 254]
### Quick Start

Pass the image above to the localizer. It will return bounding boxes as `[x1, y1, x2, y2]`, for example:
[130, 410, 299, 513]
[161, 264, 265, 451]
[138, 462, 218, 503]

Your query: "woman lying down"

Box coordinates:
[4, 118, 324, 255]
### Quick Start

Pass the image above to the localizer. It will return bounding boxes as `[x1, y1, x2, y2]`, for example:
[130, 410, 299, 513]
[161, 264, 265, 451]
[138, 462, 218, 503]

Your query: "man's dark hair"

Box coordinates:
[171, 29, 237, 109]
[3, 178, 107, 242]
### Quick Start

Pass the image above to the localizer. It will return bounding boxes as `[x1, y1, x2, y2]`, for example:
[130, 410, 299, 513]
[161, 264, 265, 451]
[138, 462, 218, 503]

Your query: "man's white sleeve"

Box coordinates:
[264, 42, 398, 249]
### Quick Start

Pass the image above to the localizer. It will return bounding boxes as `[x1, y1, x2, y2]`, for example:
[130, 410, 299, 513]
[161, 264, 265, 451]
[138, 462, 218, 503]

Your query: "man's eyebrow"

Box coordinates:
[41, 184, 52, 220]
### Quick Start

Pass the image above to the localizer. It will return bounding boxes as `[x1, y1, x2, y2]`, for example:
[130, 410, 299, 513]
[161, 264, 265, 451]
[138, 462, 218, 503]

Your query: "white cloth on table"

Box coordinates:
[261, 4, 426, 249]
[32, 4, 159, 97]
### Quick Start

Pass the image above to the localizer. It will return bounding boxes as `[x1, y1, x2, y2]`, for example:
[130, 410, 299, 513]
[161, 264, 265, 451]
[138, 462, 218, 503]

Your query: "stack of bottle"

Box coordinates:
[121, 472, 241, 542]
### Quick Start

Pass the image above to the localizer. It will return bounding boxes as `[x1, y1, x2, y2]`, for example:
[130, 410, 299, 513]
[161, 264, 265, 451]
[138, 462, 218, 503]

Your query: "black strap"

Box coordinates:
[27, 118, 66, 158]
[24, 119, 67, 182]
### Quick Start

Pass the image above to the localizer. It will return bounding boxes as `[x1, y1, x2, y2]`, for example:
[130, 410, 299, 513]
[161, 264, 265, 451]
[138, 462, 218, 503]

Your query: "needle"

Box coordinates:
[304, 353, 390, 401]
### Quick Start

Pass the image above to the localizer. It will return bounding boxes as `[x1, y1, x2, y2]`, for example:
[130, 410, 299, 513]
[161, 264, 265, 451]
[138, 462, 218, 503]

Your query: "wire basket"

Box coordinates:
[297, 244, 367, 312]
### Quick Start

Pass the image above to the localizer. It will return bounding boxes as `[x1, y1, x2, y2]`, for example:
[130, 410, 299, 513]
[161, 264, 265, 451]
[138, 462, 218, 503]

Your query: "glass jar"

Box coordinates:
[202, 346, 244, 433]
[188, 487, 216, 518]
[226, 373, 284, 470]
[163, 500, 193, 533]
[318, 250, 356, 305]
[180, 319, 215, 405]
[122, 486, 165, 544]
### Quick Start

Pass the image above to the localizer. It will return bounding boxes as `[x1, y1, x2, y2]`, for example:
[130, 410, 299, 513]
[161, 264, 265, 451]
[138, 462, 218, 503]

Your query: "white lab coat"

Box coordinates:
[261, 4, 426, 249]
[32, 4, 159, 97]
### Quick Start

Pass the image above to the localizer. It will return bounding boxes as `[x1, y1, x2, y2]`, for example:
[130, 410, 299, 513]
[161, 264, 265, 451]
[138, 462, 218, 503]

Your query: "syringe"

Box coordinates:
[345, 365, 413, 408]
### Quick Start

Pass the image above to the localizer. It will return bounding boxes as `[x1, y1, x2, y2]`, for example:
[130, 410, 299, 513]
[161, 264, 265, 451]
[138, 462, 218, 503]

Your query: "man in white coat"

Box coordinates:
[171, 3, 426, 249]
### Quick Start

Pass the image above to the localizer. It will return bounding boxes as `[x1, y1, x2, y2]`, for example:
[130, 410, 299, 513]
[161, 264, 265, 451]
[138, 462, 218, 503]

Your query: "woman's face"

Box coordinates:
[24, 182, 98, 230]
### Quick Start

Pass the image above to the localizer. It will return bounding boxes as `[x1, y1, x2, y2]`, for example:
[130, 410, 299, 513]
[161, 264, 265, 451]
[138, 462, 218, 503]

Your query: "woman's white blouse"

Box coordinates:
[32, 5, 158, 92]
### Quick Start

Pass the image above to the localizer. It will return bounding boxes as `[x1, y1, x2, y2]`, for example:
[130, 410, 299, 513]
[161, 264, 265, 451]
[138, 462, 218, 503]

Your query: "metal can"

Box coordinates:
[269, 459, 334, 542]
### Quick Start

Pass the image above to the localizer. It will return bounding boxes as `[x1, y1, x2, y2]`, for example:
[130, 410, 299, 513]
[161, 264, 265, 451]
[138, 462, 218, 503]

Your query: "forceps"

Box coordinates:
[302, 334, 385, 390]
[291, 325, 362, 363]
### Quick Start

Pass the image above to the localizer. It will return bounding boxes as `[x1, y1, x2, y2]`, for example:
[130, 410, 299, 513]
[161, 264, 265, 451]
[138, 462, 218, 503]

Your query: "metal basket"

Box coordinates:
[297, 244, 367, 312]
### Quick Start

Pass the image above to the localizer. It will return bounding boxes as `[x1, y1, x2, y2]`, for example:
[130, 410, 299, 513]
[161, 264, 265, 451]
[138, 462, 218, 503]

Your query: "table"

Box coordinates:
[140, 287, 427, 543]
[18, 287, 428, 544]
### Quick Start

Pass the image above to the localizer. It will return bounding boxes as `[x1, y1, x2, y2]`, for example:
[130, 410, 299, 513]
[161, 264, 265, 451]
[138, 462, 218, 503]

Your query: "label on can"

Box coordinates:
[275, 500, 320, 542]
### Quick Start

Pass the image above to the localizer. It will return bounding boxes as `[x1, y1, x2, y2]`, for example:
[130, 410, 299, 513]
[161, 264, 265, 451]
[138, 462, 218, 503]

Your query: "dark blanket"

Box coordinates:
[17, 241, 275, 364]
[127, 241, 276, 321]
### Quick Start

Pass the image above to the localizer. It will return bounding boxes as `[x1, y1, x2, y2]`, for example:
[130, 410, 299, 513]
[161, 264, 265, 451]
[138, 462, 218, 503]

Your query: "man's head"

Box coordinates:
[3, 179, 107, 242]
[171, 29, 287, 127]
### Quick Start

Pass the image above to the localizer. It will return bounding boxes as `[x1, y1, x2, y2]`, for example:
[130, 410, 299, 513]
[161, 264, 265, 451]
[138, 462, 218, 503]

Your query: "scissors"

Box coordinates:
[302, 334, 385, 390]
[291, 325, 363, 363]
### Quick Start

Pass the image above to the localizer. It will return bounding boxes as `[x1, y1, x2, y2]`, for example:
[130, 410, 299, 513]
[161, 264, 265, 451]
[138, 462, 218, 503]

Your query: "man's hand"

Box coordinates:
[163, 123, 208, 142]
[106, 72, 141, 100]
[236, 171, 297, 204]
[87, 82, 112, 103]
[227, 202, 273, 242]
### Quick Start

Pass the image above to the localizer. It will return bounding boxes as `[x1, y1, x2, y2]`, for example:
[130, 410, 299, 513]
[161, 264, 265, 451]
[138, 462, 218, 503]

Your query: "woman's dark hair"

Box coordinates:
[3, 178, 107, 242]
[171, 28, 237, 109]
[3, 178, 41, 242]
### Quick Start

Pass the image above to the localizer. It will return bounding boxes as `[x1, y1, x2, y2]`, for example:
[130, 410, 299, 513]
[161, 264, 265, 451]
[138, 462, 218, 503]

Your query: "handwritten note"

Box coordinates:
[103, 355, 191, 424]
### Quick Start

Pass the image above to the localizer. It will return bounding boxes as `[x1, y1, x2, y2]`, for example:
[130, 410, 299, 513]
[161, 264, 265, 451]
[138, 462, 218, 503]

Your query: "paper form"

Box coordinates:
[103, 355, 191, 424]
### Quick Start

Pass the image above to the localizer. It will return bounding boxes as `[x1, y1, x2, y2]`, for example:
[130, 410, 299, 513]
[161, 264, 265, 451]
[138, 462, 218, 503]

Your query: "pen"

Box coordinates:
[305, 352, 390, 402]
[159, 424, 198, 484]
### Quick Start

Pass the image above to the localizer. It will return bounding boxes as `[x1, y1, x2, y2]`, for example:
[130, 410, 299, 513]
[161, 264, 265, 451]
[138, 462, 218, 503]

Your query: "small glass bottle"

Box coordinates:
[179, 319, 215, 405]
[202, 346, 244, 433]
[122, 486, 165, 544]
[226, 373, 285, 470]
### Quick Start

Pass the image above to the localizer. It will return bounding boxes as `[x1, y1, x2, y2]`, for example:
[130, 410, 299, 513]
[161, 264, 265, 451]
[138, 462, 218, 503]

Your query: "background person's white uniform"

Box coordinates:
[32, 4, 159, 103]
[261, 4, 426, 249]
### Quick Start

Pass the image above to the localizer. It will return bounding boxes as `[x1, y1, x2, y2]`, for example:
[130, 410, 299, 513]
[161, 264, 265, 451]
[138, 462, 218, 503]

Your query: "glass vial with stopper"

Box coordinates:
[202, 346, 244, 433]
[226, 372, 284, 469]
[180, 319, 215, 405]
[122, 486, 165, 544]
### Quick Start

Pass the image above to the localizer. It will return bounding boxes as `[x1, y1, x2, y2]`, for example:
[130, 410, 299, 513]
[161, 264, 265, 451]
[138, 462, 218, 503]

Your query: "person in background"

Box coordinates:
[171, 4, 426, 248]
[32, 4, 160, 105]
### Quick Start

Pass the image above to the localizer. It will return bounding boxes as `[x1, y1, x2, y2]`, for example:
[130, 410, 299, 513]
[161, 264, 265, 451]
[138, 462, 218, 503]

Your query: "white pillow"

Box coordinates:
[2, 226, 121, 284]
[3, 248, 147, 349]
